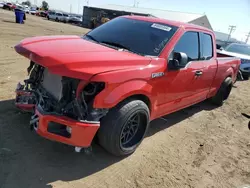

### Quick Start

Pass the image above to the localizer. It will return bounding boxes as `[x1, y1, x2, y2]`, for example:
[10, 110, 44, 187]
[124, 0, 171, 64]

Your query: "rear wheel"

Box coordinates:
[98, 100, 150, 156]
[210, 77, 233, 106]
[242, 73, 249, 80]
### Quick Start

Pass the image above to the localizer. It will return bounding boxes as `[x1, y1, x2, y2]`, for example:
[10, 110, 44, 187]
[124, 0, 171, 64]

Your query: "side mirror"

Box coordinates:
[168, 52, 188, 70]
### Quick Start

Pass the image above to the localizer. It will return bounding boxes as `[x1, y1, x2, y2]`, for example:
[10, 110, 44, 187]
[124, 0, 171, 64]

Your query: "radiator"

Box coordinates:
[41, 68, 63, 101]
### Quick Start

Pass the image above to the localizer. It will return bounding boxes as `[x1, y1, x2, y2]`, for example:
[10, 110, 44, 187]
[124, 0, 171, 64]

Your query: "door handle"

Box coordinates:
[195, 70, 203, 76]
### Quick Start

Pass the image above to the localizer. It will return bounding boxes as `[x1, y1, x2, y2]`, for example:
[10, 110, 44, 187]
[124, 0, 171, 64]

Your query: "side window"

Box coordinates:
[174, 32, 199, 63]
[201, 33, 213, 60]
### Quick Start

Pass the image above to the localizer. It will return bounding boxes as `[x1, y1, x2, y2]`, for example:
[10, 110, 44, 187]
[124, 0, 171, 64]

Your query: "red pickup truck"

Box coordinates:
[14, 16, 240, 156]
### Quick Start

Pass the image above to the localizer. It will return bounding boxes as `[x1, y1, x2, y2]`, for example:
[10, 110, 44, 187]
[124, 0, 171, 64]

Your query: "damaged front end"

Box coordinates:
[15, 61, 108, 148]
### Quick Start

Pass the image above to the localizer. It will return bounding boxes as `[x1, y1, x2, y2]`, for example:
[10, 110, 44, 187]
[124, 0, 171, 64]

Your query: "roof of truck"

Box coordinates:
[123, 15, 213, 33]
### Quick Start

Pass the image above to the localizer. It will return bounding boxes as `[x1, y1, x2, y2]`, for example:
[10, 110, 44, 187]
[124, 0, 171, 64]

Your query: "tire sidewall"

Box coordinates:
[213, 77, 232, 105]
[118, 106, 149, 154]
[99, 100, 150, 156]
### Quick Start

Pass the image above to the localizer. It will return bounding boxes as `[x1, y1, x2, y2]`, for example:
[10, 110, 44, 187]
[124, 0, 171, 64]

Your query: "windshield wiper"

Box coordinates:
[84, 34, 99, 43]
[100, 41, 143, 56]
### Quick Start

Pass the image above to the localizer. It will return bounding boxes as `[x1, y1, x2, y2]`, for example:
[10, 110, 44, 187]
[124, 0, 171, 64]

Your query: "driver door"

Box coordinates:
[157, 31, 207, 117]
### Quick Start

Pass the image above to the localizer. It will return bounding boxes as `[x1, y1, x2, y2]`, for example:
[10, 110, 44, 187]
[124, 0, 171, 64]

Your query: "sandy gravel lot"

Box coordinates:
[0, 9, 249, 188]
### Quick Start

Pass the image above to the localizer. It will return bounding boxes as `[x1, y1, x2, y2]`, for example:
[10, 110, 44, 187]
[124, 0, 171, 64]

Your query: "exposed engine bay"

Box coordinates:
[16, 61, 108, 122]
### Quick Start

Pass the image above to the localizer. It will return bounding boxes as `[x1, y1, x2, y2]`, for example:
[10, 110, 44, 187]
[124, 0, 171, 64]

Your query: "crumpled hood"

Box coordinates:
[15, 35, 151, 80]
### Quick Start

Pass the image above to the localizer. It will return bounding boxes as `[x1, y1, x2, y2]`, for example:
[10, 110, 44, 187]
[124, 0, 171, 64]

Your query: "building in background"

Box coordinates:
[82, 4, 213, 30]
[214, 31, 243, 48]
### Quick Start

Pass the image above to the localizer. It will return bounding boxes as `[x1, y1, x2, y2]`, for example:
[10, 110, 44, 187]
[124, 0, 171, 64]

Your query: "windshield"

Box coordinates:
[83, 17, 178, 56]
[225, 43, 250, 56]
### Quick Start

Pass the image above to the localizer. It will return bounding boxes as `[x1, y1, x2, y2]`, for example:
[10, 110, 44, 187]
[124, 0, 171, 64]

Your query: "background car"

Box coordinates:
[3, 2, 16, 10]
[68, 15, 83, 25]
[0, 2, 5, 8]
[220, 43, 250, 80]
[40, 11, 48, 17]
[23, 5, 30, 14]
[47, 11, 63, 22]
[61, 13, 70, 23]
[29, 7, 37, 15]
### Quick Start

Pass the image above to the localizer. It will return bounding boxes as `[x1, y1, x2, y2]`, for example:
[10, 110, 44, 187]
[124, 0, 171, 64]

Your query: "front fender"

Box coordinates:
[93, 80, 153, 109]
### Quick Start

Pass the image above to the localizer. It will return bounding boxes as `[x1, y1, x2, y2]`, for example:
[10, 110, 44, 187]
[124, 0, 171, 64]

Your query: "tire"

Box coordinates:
[210, 77, 233, 106]
[242, 74, 249, 80]
[56, 18, 59, 22]
[47, 16, 50, 20]
[98, 100, 150, 156]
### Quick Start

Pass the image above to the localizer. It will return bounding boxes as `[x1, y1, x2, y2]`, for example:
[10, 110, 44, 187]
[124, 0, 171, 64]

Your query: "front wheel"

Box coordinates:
[210, 77, 233, 106]
[98, 100, 150, 156]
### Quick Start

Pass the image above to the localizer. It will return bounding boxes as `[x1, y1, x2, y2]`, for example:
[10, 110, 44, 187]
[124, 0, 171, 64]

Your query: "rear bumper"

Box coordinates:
[34, 107, 99, 147]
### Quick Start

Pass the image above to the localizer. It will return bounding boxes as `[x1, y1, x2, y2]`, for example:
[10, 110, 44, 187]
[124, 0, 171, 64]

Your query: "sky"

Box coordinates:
[31, 0, 250, 43]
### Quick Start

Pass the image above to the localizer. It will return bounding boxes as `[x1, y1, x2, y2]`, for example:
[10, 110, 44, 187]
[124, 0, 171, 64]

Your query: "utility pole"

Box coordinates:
[78, 0, 80, 14]
[70, 4, 72, 13]
[227, 25, 236, 42]
[133, 0, 139, 7]
[245, 32, 250, 44]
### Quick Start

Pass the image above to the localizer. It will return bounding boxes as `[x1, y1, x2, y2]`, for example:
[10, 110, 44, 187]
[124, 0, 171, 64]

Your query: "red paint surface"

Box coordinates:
[15, 16, 241, 147]
[35, 109, 99, 147]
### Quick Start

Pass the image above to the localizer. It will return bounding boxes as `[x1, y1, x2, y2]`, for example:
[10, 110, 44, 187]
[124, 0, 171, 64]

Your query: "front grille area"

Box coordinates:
[41, 69, 63, 101]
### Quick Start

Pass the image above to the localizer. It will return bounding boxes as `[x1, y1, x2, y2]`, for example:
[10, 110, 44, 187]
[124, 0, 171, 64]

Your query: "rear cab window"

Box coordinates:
[200, 33, 213, 60]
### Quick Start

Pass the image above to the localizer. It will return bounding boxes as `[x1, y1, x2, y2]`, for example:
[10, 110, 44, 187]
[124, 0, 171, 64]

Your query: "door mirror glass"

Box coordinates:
[168, 52, 188, 69]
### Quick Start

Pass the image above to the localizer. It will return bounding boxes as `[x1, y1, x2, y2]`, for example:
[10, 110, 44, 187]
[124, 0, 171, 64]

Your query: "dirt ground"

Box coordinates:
[0, 9, 250, 188]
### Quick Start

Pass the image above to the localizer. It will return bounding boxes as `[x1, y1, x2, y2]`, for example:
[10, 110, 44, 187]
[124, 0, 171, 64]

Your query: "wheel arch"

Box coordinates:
[93, 80, 154, 115]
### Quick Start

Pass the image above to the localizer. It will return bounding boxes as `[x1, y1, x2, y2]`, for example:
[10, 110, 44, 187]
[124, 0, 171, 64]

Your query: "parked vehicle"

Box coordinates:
[0, 2, 5, 8]
[68, 15, 82, 25]
[23, 5, 30, 14]
[14, 16, 240, 156]
[47, 11, 64, 22]
[29, 7, 37, 15]
[40, 11, 48, 17]
[60, 13, 70, 23]
[217, 43, 250, 80]
[3, 2, 16, 10]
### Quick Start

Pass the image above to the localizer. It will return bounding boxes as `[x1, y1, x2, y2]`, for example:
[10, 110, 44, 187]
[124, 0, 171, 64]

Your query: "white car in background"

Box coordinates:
[219, 43, 250, 80]
[23, 5, 30, 13]
[48, 11, 70, 23]
[30, 7, 37, 15]
[0, 2, 5, 8]
[48, 11, 62, 22]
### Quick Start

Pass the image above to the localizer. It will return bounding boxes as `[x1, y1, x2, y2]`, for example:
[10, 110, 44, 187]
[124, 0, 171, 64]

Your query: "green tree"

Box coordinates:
[21, 0, 31, 6]
[42, 1, 49, 10]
